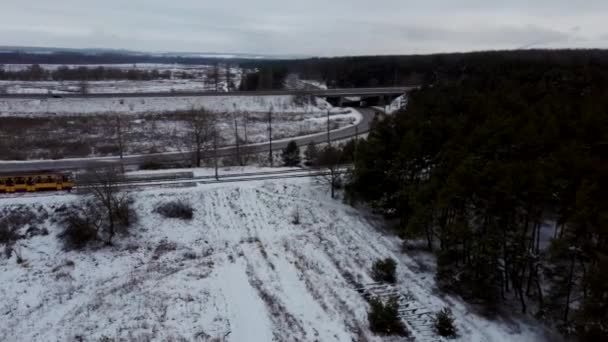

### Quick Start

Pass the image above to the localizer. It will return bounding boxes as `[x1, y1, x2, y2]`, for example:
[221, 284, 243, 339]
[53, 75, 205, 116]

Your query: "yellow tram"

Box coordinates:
[0, 172, 74, 193]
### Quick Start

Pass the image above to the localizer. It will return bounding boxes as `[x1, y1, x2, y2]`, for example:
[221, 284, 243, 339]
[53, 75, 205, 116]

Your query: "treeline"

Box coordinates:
[0, 51, 242, 65]
[239, 66, 289, 90]
[0, 64, 193, 81]
[348, 53, 608, 340]
[241, 49, 608, 88]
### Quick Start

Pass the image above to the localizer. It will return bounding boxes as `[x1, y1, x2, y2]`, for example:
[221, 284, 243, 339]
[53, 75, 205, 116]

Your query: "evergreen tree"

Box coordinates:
[434, 307, 458, 338]
[304, 142, 318, 167]
[368, 296, 407, 336]
[347, 55, 608, 338]
[281, 141, 301, 167]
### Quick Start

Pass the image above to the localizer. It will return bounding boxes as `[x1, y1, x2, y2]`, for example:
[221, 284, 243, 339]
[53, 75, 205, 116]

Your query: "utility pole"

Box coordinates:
[234, 118, 241, 166]
[326, 109, 331, 146]
[243, 112, 249, 144]
[213, 130, 219, 180]
[116, 115, 125, 173]
[354, 125, 359, 165]
[268, 109, 273, 166]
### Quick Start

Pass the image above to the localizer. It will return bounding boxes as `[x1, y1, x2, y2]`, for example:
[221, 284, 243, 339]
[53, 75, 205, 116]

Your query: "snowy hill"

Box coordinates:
[0, 174, 553, 341]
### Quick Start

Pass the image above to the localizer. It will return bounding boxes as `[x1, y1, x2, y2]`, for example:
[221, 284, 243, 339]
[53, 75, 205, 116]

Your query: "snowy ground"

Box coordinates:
[0, 105, 357, 160]
[284, 74, 328, 90]
[0, 79, 222, 95]
[1, 63, 220, 72]
[0, 95, 329, 116]
[0, 174, 555, 342]
[386, 94, 408, 114]
[0, 64, 245, 94]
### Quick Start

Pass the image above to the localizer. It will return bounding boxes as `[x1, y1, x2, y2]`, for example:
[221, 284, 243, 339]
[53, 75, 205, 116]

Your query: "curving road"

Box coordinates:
[0, 87, 413, 99]
[0, 108, 378, 173]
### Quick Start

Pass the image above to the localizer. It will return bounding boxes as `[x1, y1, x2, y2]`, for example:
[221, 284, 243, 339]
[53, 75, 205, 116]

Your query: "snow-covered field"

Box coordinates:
[0, 79, 215, 95]
[0, 63, 222, 72]
[0, 174, 554, 341]
[0, 103, 357, 160]
[0, 64, 245, 94]
[0, 95, 329, 116]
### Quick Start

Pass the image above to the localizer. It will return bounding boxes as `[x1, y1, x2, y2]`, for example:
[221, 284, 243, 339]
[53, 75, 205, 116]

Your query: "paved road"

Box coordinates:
[0, 108, 378, 173]
[0, 87, 414, 99]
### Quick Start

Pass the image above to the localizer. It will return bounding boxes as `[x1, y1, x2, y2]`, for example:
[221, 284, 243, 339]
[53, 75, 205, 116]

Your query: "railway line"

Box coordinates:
[0, 167, 350, 199]
[83, 167, 350, 189]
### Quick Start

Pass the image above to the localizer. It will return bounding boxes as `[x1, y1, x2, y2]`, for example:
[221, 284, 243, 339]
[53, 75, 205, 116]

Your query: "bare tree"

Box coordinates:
[212, 62, 220, 91]
[114, 114, 126, 172]
[78, 167, 133, 245]
[225, 63, 232, 91]
[78, 79, 89, 95]
[315, 145, 343, 199]
[185, 107, 216, 167]
[213, 129, 219, 180]
[243, 111, 249, 144]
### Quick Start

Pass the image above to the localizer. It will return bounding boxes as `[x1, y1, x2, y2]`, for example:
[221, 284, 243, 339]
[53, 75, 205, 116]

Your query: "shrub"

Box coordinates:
[281, 140, 301, 167]
[434, 307, 458, 338]
[368, 296, 407, 336]
[155, 200, 194, 220]
[59, 204, 101, 250]
[372, 258, 397, 283]
[0, 219, 20, 246]
[0, 209, 37, 246]
[291, 207, 301, 225]
[59, 195, 135, 250]
[115, 199, 137, 229]
[140, 159, 165, 170]
[304, 142, 318, 166]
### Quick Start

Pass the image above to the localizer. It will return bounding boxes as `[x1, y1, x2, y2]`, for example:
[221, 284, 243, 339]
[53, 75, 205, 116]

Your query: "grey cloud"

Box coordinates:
[0, 0, 607, 55]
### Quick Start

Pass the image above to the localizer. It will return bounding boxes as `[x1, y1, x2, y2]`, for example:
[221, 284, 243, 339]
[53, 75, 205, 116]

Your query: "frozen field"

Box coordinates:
[0, 63, 244, 94]
[0, 95, 329, 116]
[0, 100, 357, 160]
[1, 63, 223, 72]
[0, 79, 220, 95]
[0, 174, 554, 341]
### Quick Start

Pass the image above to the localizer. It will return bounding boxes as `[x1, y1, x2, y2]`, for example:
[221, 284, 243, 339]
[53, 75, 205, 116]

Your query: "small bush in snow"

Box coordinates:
[155, 200, 194, 220]
[59, 195, 135, 250]
[304, 142, 318, 167]
[139, 159, 165, 170]
[291, 207, 301, 225]
[281, 140, 301, 167]
[434, 307, 458, 338]
[372, 258, 397, 283]
[59, 204, 101, 250]
[0, 218, 20, 246]
[368, 296, 407, 336]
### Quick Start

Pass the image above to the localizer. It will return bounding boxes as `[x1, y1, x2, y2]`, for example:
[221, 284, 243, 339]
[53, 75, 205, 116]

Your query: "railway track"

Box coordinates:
[0, 168, 351, 199]
[84, 168, 350, 189]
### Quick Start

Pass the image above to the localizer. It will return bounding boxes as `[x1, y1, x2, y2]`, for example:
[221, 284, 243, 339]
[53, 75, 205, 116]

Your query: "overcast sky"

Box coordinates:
[1, 0, 607, 56]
